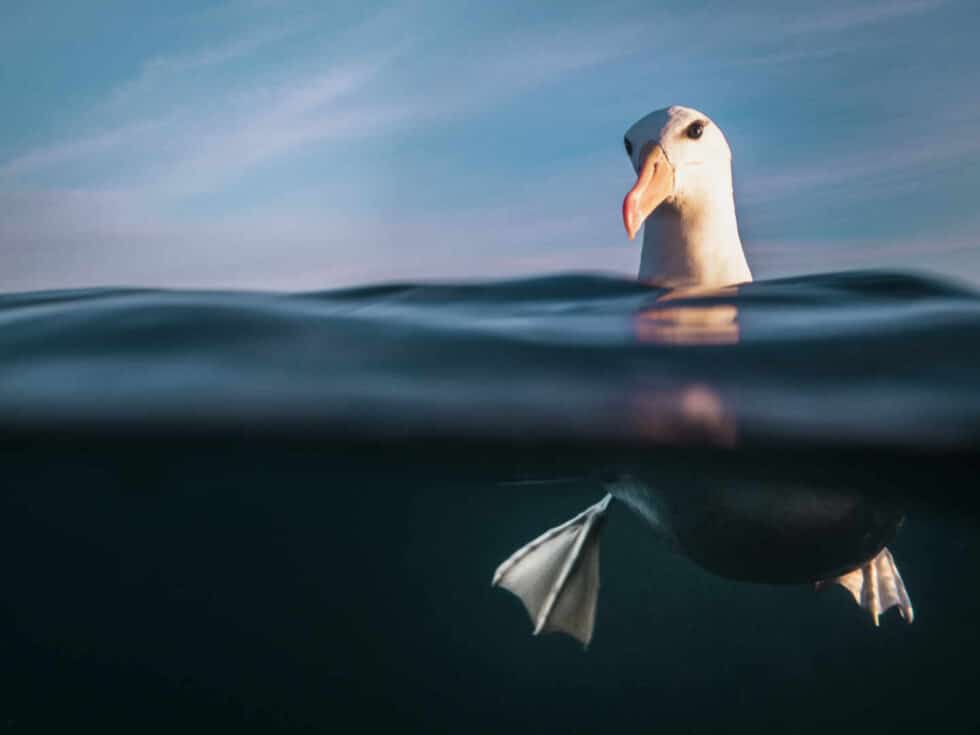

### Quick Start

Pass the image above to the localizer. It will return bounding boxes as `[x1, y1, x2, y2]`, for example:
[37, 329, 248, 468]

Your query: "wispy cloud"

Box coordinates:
[738, 89, 980, 211]
[749, 233, 980, 285]
[144, 61, 402, 195]
[741, 130, 980, 207]
[102, 21, 312, 110]
[4, 0, 953, 193]
[1, 9, 639, 196]
[1, 0, 977, 291]
[0, 119, 168, 179]
[784, 0, 948, 35]
[0, 184, 633, 291]
[0, 4, 661, 290]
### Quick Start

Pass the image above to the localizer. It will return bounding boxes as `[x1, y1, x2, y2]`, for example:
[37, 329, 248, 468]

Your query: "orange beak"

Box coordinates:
[623, 143, 674, 240]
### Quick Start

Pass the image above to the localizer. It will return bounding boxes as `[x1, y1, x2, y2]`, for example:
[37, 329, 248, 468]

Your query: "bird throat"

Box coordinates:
[638, 182, 752, 289]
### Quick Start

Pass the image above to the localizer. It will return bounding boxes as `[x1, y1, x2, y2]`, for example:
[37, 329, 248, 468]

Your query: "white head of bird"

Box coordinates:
[623, 105, 752, 288]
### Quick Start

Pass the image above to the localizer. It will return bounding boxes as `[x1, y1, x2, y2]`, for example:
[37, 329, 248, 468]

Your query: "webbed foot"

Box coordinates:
[492, 494, 611, 646]
[818, 547, 914, 625]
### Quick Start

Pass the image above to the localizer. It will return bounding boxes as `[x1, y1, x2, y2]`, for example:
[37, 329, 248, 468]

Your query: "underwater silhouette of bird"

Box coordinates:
[492, 105, 913, 646]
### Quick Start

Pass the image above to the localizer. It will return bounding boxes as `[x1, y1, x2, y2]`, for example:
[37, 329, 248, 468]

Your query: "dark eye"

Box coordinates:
[686, 121, 704, 140]
[624, 138, 633, 156]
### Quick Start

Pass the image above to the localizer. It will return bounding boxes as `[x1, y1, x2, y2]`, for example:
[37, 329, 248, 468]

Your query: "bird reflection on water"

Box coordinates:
[627, 291, 740, 446]
[633, 285, 740, 346]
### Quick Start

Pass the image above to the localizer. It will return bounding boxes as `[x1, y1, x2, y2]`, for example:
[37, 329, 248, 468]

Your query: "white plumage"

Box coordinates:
[623, 105, 752, 287]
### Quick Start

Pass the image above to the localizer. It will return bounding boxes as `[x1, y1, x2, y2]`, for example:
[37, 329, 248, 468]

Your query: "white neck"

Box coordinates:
[638, 164, 752, 288]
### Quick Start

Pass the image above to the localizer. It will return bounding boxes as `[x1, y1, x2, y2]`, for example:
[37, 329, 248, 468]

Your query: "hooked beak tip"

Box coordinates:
[622, 196, 638, 240]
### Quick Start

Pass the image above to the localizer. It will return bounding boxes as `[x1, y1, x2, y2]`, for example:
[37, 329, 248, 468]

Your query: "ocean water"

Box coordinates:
[2, 270, 979, 732]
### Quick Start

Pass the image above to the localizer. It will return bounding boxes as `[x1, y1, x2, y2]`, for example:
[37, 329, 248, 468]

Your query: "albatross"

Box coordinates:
[491, 105, 913, 646]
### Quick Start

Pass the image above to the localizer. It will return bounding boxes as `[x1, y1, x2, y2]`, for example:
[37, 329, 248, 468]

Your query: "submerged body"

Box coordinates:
[610, 476, 904, 585]
[495, 474, 913, 646]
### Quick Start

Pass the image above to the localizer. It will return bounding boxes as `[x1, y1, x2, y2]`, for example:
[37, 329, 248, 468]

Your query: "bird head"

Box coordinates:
[622, 105, 734, 240]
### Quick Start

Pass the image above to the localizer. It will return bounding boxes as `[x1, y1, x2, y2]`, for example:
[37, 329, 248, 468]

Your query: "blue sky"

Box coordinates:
[1, 0, 978, 291]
